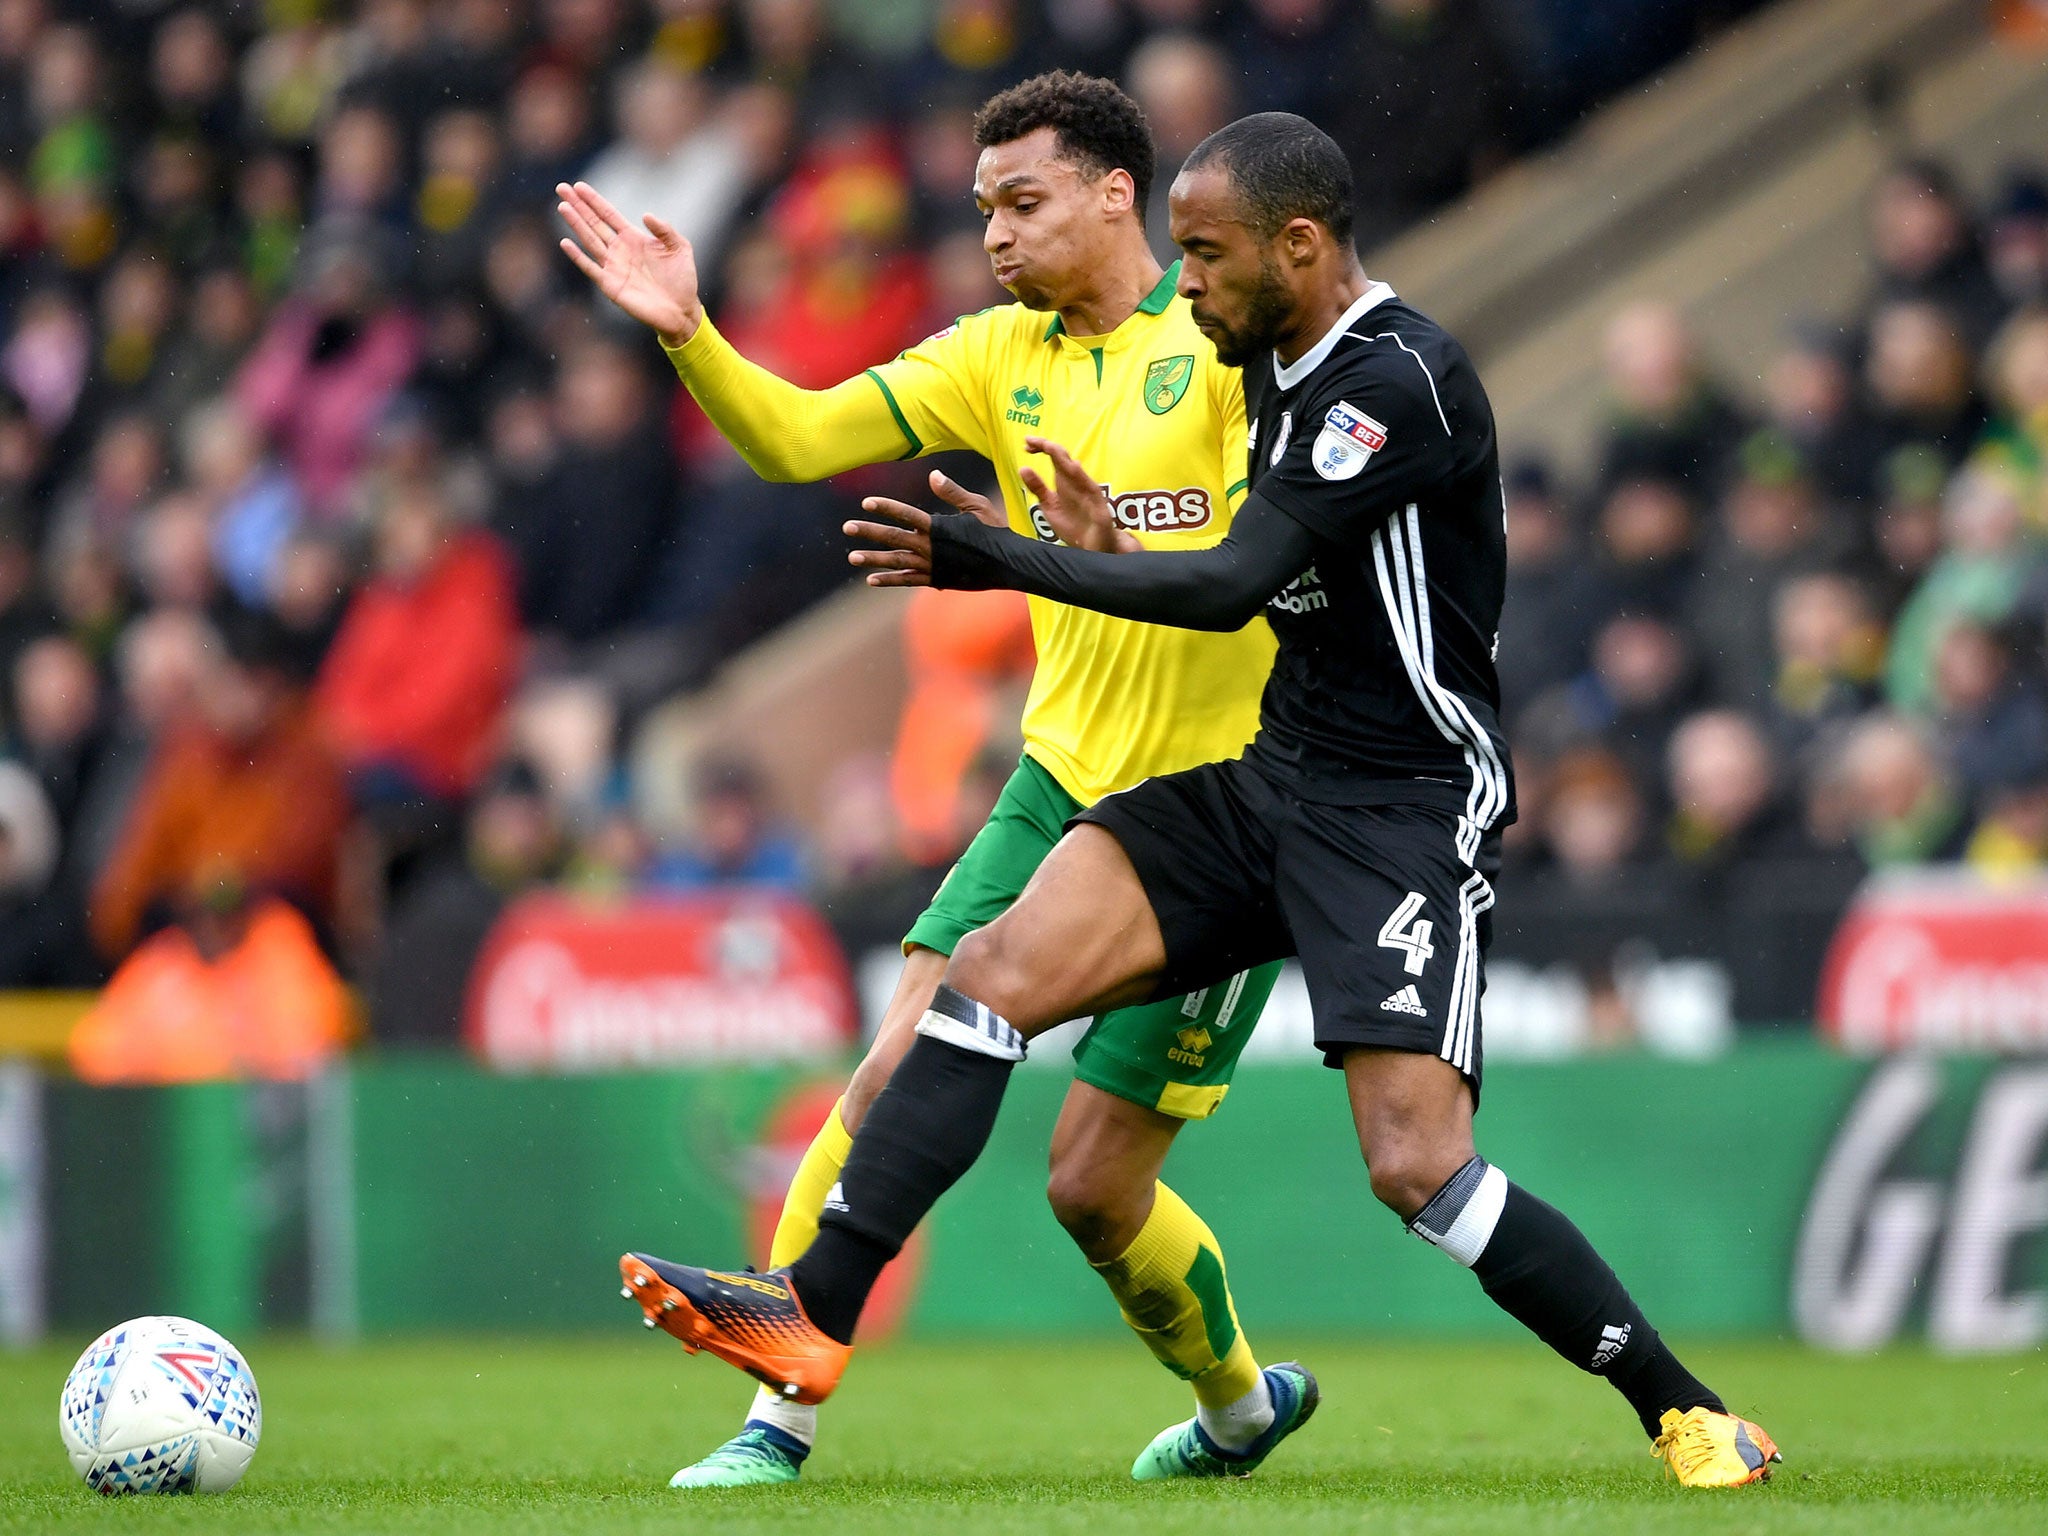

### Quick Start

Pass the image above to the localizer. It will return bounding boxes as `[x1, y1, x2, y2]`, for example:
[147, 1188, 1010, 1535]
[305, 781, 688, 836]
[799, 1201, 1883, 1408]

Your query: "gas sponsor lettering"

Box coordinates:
[1029, 487, 1215, 542]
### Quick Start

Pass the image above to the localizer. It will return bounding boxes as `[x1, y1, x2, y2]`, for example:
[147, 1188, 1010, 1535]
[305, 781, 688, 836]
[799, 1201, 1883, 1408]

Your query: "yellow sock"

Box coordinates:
[767, 1097, 854, 1268]
[1091, 1180, 1263, 1409]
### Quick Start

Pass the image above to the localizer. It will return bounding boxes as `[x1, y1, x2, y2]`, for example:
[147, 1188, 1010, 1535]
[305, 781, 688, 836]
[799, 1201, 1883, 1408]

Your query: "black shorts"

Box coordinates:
[1074, 757, 1502, 1100]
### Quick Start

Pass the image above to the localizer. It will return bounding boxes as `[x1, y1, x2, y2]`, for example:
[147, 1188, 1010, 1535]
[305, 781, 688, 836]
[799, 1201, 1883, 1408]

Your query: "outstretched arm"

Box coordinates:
[557, 180, 907, 481]
[848, 442, 1318, 632]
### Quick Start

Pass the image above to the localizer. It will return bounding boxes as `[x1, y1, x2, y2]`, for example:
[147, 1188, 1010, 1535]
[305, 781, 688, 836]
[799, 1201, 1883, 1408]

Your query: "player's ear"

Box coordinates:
[1280, 216, 1322, 269]
[1101, 166, 1136, 221]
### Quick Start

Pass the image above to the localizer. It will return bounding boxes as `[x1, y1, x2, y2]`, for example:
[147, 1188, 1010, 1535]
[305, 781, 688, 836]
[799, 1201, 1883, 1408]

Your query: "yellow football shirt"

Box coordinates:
[864, 263, 1275, 805]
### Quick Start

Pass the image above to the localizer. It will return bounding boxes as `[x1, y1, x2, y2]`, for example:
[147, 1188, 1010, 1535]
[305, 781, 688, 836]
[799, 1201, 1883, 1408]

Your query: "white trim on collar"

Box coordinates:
[1271, 281, 1396, 391]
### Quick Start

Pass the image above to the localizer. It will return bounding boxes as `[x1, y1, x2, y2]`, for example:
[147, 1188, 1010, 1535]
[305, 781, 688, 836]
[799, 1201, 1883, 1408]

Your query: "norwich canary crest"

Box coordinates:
[1145, 354, 1194, 414]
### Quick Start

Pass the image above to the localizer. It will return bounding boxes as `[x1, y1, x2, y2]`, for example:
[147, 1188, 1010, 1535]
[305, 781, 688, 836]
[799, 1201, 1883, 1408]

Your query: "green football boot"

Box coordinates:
[669, 1424, 807, 1488]
[1132, 1361, 1319, 1480]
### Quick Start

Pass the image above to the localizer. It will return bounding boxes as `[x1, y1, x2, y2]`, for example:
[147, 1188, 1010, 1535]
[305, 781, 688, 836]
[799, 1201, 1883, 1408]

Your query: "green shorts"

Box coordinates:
[905, 755, 1281, 1120]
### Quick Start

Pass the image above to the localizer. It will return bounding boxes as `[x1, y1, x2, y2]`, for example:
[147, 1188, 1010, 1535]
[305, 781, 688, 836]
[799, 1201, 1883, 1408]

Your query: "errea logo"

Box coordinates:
[1169, 1025, 1211, 1067]
[1006, 385, 1044, 425]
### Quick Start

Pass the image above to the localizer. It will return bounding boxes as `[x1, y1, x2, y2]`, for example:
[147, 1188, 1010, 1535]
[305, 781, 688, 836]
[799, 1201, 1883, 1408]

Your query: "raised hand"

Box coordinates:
[845, 499, 935, 587]
[1021, 437, 1140, 553]
[844, 470, 1008, 585]
[555, 180, 703, 345]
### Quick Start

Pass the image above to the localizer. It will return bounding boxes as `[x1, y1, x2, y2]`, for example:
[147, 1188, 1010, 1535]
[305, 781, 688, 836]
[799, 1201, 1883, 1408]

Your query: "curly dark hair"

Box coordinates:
[1182, 112, 1355, 246]
[973, 71, 1154, 223]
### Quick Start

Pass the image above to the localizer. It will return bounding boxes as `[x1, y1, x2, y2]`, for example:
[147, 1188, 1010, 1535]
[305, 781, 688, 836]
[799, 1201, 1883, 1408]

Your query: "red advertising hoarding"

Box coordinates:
[1816, 872, 2048, 1052]
[465, 890, 858, 1070]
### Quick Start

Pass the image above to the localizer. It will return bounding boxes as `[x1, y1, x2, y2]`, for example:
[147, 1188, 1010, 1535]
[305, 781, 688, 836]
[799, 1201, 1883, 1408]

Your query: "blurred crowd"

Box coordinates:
[1496, 159, 2048, 916]
[0, 0, 1808, 1047]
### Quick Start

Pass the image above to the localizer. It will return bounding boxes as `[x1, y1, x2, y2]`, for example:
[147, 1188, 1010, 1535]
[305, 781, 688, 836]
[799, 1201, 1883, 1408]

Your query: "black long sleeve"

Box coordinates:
[926, 492, 1321, 632]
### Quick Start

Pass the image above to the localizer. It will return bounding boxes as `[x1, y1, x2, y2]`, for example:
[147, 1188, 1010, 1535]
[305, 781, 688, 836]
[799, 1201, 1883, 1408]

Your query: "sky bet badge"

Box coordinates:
[1313, 401, 1388, 480]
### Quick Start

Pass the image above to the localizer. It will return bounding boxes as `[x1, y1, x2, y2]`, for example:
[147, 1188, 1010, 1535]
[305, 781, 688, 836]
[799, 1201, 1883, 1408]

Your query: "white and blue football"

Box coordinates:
[58, 1316, 262, 1494]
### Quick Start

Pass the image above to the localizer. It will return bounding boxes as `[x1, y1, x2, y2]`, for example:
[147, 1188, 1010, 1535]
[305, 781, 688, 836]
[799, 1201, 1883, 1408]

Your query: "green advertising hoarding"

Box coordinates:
[23, 1044, 2048, 1349]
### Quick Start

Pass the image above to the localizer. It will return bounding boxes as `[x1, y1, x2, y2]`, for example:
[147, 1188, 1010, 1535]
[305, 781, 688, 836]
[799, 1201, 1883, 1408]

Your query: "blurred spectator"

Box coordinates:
[412, 108, 506, 298]
[1986, 172, 2048, 312]
[371, 757, 563, 1046]
[1125, 31, 1234, 252]
[90, 609, 348, 960]
[581, 62, 756, 283]
[182, 398, 302, 610]
[28, 24, 119, 273]
[1966, 774, 2048, 879]
[1333, 0, 1512, 249]
[1828, 711, 1967, 867]
[0, 756, 57, 911]
[1533, 610, 1700, 794]
[1762, 324, 1872, 505]
[1662, 710, 1803, 870]
[1, 286, 89, 441]
[69, 894, 351, 1084]
[503, 62, 599, 207]
[316, 469, 521, 801]
[150, 266, 263, 430]
[1862, 161, 2005, 351]
[649, 754, 806, 890]
[234, 238, 422, 516]
[1587, 474, 1697, 618]
[1769, 571, 1886, 746]
[1594, 300, 1744, 499]
[46, 411, 164, 557]
[149, 8, 241, 146]
[1687, 431, 1853, 707]
[1861, 299, 1986, 472]
[8, 630, 104, 833]
[1870, 444, 1952, 617]
[131, 491, 221, 613]
[1537, 746, 1644, 886]
[1982, 305, 2048, 484]
[890, 586, 1034, 863]
[505, 334, 675, 645]
[1931, 617, 2048, 814]
[1887, 457, 2043, 713]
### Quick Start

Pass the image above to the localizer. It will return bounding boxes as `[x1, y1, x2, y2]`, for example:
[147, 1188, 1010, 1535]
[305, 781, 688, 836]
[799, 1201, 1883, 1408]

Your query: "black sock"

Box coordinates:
[789, 986, 1021, 1343]
[1410, 1158, 1726, 1437]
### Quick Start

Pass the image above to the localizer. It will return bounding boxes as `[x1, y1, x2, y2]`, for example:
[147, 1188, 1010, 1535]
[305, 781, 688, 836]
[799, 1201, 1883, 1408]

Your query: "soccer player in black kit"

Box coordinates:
[620, 112, 1783, 1488]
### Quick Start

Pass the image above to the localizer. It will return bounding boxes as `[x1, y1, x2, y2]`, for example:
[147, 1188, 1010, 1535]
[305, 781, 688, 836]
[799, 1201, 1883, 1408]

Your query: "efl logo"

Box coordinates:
[1312, 401, 1389, 482]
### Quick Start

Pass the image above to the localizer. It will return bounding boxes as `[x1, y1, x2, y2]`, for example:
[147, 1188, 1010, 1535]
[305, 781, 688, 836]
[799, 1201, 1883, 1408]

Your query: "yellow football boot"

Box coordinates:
[1652, 1406, 1782, 1487]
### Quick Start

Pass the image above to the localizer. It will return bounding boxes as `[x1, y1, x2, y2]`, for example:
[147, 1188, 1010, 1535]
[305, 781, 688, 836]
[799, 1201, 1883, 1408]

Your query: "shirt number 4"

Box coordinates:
[1378, 892, 1434, 976]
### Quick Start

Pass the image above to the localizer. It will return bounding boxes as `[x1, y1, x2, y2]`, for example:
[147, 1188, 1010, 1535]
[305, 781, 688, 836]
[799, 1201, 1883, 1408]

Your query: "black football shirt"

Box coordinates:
[1241, 283, 1515, 856]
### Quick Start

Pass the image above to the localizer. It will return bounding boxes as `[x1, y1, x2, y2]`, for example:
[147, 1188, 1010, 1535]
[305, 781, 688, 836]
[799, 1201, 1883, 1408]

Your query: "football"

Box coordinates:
[57, 1317, 262, 1495]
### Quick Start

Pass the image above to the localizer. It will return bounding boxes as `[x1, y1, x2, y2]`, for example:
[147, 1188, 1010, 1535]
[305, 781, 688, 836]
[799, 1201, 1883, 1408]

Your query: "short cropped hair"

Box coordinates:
[974, 71, 1155, 222]
[1182, 111, 1355, 246]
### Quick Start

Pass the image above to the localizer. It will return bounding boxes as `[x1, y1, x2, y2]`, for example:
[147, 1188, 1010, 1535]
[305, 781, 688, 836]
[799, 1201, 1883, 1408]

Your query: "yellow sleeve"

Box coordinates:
[661, 316, 920, 482]
[861, 313, 996, 460]
[1214, 360, 1251, 508]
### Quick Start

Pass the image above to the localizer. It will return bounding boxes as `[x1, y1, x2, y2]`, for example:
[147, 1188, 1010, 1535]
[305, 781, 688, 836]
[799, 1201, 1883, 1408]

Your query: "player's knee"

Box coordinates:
[945, 925, 1033, 1025]
[1362, 1140, 1455, 1223]
[1045, 1161, 1136, 1262]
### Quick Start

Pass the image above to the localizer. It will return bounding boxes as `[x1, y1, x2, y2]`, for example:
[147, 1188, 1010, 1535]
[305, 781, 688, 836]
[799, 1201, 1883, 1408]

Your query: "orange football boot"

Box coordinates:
[620, 1253, 852, 1405]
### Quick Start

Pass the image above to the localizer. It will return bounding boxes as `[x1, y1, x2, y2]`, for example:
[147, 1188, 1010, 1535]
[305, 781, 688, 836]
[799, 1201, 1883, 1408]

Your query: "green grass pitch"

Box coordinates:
[4, 1334, 2044, 1533]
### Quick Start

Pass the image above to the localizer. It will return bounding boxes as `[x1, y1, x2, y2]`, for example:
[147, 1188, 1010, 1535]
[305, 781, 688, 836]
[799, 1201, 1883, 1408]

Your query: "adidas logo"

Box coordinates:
[822, 1181, 849, 1214]
[1591, 1322, 1632, 1370]
[1379, 984, 1427, 1016]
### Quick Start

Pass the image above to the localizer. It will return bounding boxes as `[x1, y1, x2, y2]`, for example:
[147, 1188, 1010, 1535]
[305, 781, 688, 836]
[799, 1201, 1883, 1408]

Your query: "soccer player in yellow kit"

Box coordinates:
[558, 73, 1315, 1485]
